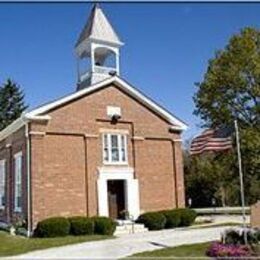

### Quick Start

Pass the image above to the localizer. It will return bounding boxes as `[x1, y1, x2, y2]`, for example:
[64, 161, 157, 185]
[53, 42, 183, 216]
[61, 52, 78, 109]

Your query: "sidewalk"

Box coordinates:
[13, 226, 231, 259]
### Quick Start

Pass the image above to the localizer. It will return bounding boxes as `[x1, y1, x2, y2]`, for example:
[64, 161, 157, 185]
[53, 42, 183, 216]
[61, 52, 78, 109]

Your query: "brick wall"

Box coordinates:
[29, 84, 185, 228]
[0, 127, 27, 225]
[0, 83, 186, 229]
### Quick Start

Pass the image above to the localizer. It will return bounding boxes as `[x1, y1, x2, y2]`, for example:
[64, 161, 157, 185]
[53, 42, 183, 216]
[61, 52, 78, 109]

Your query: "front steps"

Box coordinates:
[115, 221, 148, 236]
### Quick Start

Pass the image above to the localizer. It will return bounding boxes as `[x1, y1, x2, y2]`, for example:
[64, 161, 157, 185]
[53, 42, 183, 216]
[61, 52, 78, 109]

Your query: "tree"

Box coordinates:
[193, 27, 260, 205]
[184, 150, 239, 208]
[194, 27, 260, 129]
[0, 79, 28, 131]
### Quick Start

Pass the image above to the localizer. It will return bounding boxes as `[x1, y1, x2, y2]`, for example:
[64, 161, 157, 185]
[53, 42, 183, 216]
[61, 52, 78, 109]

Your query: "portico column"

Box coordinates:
[97, 178, 109, 217]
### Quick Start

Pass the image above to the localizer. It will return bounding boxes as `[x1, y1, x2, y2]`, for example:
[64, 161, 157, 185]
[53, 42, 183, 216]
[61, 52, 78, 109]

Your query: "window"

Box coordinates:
[14, 152, 22, 212]
[103, 133, 127, 164]
[0, 160, 6, 209]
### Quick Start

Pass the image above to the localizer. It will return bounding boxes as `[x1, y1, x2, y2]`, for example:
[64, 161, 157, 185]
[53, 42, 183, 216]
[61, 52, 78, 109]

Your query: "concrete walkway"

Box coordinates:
[13, 226, 232, 259]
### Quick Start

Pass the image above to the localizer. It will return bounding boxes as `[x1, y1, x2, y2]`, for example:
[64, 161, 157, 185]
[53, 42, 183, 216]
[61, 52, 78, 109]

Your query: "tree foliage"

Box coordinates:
[184, 151, 241, 207]
[194, 27, 260, 129]
[190, 28, 260, 206]
[0, 79, 28, 131]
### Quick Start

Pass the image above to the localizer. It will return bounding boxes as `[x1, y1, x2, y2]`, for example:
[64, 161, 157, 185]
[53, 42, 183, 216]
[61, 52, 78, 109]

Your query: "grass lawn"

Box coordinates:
[128, 242, 211, 258]
[0, 231, 112, 257]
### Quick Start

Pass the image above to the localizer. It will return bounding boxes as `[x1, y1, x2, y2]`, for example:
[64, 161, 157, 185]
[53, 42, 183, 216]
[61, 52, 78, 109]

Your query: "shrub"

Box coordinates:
[92, 217, 116, 235]
[69, 217, 94, 236]
[136, 212, 166, 230]
[206, 241, 253, 258]
[176, 208, 197, 226]
[35, 217, 70, 238]
[223, 228, 260, 245]
[255, 228, 260, 241]
[160, 210, 181, 229]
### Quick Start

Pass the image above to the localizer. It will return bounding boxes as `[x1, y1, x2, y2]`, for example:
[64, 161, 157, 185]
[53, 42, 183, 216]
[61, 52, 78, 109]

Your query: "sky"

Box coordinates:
[0, 2, 259, 140]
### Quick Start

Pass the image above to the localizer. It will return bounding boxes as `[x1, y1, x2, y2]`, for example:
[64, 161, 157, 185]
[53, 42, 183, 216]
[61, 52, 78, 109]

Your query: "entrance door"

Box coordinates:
[107, 180, 125, 219]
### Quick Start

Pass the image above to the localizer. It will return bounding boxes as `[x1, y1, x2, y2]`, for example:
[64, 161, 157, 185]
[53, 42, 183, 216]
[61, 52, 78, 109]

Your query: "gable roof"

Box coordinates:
[0, 76, 188, 142]
[75, 4, 122, 48]
[27, 76, 187, 128]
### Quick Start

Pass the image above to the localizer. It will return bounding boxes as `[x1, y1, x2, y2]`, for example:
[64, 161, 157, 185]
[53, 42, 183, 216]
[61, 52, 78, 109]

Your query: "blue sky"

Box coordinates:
[0, 3, 259, 140]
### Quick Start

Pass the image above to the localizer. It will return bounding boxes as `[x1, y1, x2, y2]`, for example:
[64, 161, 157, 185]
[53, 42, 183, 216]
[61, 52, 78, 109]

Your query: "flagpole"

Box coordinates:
[234, 120, 247, 244]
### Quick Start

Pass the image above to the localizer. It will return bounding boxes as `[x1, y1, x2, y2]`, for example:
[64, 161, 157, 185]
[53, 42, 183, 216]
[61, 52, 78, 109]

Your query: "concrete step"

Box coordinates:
[115, 223, 148, 236]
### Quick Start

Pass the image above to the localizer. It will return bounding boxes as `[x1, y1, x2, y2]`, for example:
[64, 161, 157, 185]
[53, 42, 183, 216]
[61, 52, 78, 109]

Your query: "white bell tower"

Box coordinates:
[75, 4, 123, 90]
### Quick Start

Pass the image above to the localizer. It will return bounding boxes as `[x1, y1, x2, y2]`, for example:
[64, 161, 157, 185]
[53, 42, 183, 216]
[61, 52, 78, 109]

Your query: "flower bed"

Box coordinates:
[206, 241, 253, 258]
[206, 227, 260, 258]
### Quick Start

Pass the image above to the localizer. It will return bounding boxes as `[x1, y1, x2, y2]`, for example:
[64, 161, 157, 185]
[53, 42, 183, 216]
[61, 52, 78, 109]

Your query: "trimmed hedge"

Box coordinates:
[92, 217, 116, 235]
[136, 212, 166, 230]
[35, 217, 70, 237]
[176, 208, 197, 226]
[69, 217, 94, 236]
[136, 208, 196, 231]
[160, 210, 181, 228]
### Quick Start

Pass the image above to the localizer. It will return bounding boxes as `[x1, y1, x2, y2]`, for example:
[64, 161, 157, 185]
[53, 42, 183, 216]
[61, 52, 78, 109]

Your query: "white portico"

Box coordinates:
[97, 167, 140, 220]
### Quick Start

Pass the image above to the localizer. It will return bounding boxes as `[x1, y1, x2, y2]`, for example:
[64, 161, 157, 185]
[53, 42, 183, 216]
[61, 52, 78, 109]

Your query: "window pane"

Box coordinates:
[111, 135, 118, 148]
[18, 196, 22, 208]
[0, 162, 5, 207]
[121, 148, 126, 161]
[111, 148, 119, 161]
[121, 135, 125, 148]
[104, 148, 109, 161]
[14, 154, 22, 211]
[1, 195, 5, 206]
[121, 135, 126, 161]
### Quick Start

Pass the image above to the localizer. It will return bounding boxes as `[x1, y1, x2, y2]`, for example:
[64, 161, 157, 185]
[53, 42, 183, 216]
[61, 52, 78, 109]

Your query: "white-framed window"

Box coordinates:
[14, 152, 22, 212]
[0, 160, 6, 209]
[103, 133, 127, 164]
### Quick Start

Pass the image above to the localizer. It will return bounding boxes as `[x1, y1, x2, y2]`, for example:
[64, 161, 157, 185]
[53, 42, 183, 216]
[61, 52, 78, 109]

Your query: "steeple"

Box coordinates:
[75, 4, 123, 90]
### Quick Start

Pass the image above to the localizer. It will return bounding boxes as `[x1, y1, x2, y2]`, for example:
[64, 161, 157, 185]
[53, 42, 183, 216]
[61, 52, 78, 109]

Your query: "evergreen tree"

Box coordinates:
[0, 79, 28, 131]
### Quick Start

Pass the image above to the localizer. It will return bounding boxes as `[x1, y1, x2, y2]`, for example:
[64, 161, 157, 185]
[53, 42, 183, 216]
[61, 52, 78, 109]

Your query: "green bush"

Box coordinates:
[92, 217, 116, 235]
[35, 217, 70, 237]
[69, 217, 94, 236]
[176, 208, 197, 226]
[160, 210, 181, 228]
[136, 212, 166, 230]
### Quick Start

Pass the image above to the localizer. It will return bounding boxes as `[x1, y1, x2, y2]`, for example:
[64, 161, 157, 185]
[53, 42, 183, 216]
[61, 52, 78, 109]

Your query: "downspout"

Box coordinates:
[25, 122, 31, 237]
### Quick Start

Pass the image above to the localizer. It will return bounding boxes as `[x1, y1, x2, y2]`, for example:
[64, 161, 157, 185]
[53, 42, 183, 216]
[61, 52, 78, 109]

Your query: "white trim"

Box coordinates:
[102, 133, 128, 165]
[0, 160, 6, 209]
[0, 76, 187, 142]
[132, 136, 145, 141]
[173, 139, 183, 142]
[97, 167, 140, 219]
[84, 134, 98, 139]
[29, 131, 46, 136]
[25, 76, 187, 129]
[99, 128, 129, 135]
[14, 151, 23, 159]
[0, 114, 50, 143]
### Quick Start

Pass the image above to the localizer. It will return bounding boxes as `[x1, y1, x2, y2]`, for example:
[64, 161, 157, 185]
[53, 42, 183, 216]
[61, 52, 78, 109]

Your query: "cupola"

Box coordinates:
[75, 4, 123, 90]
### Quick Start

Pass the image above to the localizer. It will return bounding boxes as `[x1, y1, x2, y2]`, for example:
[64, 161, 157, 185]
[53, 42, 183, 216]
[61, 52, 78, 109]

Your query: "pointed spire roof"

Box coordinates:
[76, 4, 123, 47]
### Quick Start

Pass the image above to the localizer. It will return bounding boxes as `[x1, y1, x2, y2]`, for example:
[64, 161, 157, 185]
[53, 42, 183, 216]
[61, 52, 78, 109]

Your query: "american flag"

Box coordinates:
[190, 128, 233, 155]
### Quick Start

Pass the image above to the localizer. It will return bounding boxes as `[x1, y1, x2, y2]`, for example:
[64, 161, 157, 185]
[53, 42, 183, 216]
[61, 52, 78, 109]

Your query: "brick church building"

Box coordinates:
[0, 4, 187, 235]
